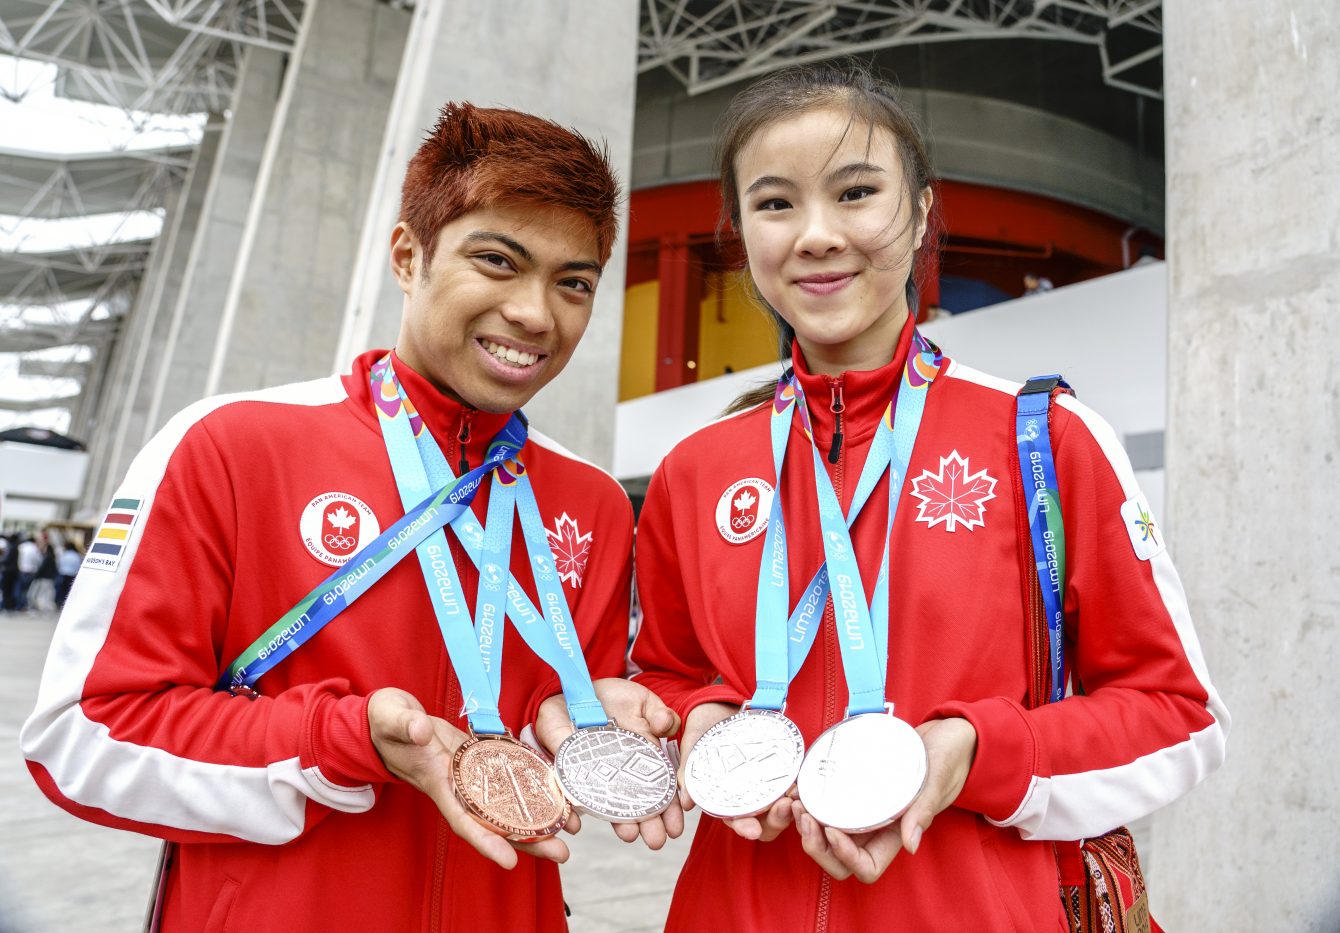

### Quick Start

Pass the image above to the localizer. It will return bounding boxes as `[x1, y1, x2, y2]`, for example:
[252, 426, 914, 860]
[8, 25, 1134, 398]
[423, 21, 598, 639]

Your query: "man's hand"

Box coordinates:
[368, 687, 572, 870]
[791, 717, 977, 883]
[675, 702, 794, 843]
[535, 678, 684, 849]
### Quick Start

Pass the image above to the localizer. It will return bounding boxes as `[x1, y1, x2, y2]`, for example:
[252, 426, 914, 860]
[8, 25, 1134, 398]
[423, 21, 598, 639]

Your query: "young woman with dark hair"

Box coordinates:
[631, 63, 1227, 931]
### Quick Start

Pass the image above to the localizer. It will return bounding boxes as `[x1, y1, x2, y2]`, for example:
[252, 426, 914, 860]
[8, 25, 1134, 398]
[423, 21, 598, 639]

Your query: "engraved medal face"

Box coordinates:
[554, 724, 677, 823]
[684, 709, 805, 819]
[796, 712, 927, 833]
[452, 734, 570, 841]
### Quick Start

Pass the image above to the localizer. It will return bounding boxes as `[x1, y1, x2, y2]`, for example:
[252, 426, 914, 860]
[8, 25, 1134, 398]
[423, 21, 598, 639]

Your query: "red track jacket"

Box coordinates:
[632, 321, 1228, 932]
[22, 350, 634, 932]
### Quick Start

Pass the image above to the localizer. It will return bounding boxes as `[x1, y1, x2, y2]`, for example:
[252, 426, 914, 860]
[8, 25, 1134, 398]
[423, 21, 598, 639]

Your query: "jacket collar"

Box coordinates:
[345, 349, 517, 467]
[790, 314, 916, 447]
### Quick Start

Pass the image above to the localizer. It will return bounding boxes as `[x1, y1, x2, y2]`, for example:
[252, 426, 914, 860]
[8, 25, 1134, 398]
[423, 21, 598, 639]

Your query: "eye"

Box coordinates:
[476, 252, 515, 271]
[755, 197, 791, 212]
[559, 277, 594, 294]
[839, 186, 876, 203]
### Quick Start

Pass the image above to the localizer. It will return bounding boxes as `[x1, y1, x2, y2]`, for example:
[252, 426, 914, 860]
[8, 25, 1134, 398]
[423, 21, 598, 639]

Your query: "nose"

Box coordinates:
[794, 206, 844, 258]
[499, 280, 555, 334]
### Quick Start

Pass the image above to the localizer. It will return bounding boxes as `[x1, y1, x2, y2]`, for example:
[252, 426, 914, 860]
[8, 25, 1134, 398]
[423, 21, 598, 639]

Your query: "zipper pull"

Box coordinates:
[827, 379, 844, 464]
[457, 414, 472, 476]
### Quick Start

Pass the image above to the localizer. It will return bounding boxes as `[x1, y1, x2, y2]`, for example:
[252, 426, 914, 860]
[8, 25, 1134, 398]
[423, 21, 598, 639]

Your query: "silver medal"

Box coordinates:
[796, 711, 927, 833]
[553, 723, 677, 823]
[685, 708, 806, 818]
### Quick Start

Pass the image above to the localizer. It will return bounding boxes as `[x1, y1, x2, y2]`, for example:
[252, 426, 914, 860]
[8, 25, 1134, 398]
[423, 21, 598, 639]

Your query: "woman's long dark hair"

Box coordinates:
[717, 61, 940, 415]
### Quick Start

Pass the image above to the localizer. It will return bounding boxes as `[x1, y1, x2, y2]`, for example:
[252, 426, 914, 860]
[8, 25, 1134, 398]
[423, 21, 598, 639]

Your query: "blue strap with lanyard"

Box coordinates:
[751, 331, 942, 716]
[1015, 374, 1071, 705]
[376, 356, 610, 731]
[219, 421, 522, 693]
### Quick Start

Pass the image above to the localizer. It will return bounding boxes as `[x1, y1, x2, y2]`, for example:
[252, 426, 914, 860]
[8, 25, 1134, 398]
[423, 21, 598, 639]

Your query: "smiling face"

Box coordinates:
[390, 202, 602, 413]
[735, 105, 932, 375]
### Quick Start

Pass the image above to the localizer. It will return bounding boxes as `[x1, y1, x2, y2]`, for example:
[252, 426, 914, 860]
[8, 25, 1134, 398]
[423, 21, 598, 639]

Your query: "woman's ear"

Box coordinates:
[913, 186, 934, 251]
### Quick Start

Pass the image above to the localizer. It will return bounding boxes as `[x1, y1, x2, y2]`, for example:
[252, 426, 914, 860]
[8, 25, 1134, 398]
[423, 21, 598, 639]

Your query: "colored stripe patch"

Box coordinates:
[97, 527, 129, 541]
[90, 543, 122, 556]
[103, 512, 136, 524]
[111, 498, 141, 510]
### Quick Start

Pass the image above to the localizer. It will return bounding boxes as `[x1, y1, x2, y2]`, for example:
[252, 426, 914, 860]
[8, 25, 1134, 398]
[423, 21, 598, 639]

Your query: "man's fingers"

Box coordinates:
[758, 798, 794, 842]
[794, 810, 850, 881]
[661, 799, 685, 839]
[638, 816, 669, 850]
[516, 835, 570, 864]
[562, 809, 582, 836]
[612, 821, 641, 843]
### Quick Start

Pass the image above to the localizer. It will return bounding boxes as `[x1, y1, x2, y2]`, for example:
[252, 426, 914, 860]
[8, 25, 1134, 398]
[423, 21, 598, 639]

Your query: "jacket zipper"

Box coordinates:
[456, 410, 475, 476]
[825, 378, 845, 465]
[815, 421, 845, 933]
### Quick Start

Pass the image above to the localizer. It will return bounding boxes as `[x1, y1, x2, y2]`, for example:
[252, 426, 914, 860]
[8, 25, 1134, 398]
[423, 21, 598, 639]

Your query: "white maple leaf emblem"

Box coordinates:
[733, 490, 756, 512]
[545, 512, 593, 588]
[909, 450, 997, 532]
[327, 506, 357, 531]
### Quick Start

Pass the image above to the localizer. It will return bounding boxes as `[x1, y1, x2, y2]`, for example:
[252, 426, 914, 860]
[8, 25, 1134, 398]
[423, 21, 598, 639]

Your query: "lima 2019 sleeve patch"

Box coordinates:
[83, 498, 143, 572]
[1120, 493, 1166, 561]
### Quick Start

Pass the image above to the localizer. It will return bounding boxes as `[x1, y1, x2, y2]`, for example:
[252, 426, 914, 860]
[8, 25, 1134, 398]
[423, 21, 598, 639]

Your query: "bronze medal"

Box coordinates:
[451, 733, 570, 842]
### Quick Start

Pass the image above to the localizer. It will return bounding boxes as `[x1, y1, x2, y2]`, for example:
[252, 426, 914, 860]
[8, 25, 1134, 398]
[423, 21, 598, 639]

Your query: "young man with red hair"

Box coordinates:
[22, 103, 678, 932]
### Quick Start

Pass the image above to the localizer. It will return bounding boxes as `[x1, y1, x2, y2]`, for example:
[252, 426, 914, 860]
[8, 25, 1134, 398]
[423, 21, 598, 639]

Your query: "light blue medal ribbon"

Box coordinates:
[751, 332, 942, 716]
[389, 364, 611, 730]
[373, 356, 515, 734]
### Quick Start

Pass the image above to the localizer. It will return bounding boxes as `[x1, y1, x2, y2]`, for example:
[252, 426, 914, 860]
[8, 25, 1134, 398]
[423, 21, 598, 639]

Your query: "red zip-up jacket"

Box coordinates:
[631, 321, 1227, 932]
[22, 350, 634, 933]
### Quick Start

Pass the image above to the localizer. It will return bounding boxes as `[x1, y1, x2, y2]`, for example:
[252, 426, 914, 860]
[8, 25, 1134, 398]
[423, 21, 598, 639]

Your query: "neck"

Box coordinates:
[795, 308, 911, 377]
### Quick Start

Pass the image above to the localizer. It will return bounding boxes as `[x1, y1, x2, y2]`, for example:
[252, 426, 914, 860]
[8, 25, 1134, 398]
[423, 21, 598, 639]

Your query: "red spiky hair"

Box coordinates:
[399, 102, 620, 266]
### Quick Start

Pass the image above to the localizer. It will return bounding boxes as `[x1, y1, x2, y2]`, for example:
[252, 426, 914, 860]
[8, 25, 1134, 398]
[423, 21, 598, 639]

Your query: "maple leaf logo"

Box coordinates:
[327, 506, 357, 531]
[733, 490, 756, 512]
[545, 512, 593, 588]
[909, 450, 998, 532]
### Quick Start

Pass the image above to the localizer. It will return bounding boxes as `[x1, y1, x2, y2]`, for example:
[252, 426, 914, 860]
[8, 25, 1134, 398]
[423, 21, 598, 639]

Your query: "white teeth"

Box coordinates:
[482, 339, 538, 367]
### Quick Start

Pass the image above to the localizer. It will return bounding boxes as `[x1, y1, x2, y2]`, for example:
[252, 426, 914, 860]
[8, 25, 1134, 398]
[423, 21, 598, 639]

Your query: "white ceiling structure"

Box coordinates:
[0, 0, 1159, 429]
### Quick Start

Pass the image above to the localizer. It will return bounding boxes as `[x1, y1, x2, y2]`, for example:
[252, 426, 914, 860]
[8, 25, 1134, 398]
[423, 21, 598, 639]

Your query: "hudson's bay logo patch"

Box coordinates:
[300, 492, 380, 567]
[84, 497, 144, 573]
[1121, 494, 1165, 561]
[909, 451, 997, 532]
[716, 478, 775, 544]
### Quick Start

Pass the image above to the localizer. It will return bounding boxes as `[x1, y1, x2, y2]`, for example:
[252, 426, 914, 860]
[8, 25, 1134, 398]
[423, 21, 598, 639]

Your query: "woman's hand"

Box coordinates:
[677, 702, 796, 843]
[792, 717, 977, 883]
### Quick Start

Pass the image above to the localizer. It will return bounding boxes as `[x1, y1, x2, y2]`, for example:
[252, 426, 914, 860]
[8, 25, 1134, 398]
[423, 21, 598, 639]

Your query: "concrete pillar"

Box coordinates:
[1153, 3, 1339, 929]
[74, 127, 215, 518]
[146, 47, 285, 437]
[335, 0, 640, 469]
[206, 0, 412, 395]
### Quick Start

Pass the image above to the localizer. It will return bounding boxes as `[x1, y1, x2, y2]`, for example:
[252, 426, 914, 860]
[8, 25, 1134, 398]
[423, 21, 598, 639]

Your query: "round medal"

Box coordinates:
[684, 708, 806, 819]
[796, 711, 927, 833]
[553, 723, 677, 823]
[452, 733, 570, 842]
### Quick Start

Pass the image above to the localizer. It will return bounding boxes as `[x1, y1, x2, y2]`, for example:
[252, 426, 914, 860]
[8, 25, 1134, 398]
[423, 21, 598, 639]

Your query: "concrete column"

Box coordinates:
[207, 0, 412, 395]
[146, 46, 284, 436]
[336, 0, 640, 469]
[74, 129, 215, 517]
[1153, 3, 1339, 929]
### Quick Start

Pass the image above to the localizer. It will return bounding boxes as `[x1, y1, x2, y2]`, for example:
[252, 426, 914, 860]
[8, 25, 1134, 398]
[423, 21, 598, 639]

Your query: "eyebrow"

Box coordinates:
[743, 161, 887, 197]
[465, 231, 602, 276]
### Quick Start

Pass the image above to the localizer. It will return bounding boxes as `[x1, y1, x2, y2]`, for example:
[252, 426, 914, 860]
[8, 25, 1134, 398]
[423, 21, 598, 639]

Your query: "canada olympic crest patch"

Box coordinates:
[715, 478, 774, 544]
[300, 492, 381, 567]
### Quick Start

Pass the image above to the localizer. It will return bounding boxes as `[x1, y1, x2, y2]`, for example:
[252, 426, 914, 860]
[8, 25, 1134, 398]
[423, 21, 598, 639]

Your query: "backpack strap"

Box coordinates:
[1013, 375, 1073, 710]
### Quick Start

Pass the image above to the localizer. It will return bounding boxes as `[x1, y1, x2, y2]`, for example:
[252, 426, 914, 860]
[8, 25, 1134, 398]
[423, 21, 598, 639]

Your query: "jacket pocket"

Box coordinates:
[203, 876, 240, 933]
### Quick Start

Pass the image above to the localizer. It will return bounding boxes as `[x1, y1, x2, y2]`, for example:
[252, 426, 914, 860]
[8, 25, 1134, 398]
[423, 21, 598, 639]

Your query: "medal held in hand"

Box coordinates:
[453, 733, 570, 841]
[685, 707, 805, 818]
[796, 709, 927, 832]
[553, 722, 677, 823]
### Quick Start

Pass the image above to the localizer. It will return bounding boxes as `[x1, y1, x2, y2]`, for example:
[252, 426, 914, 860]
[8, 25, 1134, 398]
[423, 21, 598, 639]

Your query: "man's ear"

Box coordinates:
[389, 223, 419, 293]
